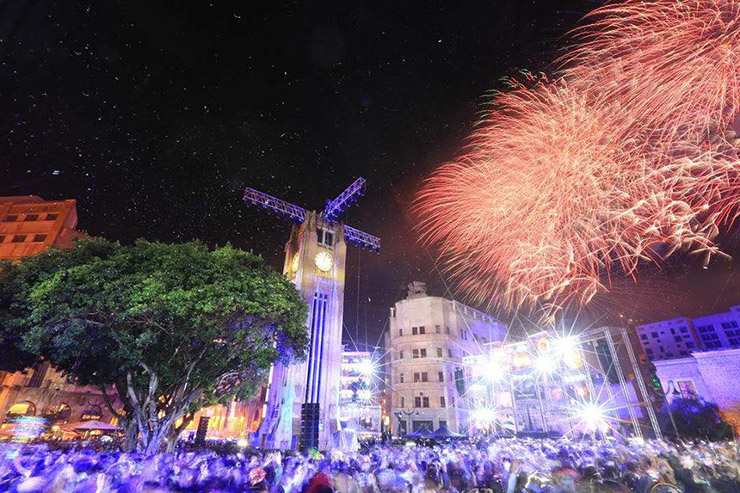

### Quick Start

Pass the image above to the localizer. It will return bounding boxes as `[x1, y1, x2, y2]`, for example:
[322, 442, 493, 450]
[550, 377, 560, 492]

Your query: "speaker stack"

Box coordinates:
[299, 403, 320, 451]
[195, 416, 210, 444]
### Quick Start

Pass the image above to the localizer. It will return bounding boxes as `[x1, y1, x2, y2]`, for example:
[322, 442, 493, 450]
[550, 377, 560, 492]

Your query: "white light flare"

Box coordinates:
[357, 358, 376, 377]
[357, 388, 373, 402]
[579, 403, 608, 432]
[535, 354, 558, 374]
[472, 407, 496, 426]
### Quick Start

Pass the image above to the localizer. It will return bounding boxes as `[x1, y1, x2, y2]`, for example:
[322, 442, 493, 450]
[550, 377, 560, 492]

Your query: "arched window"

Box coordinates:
[43, 403, 71, 424]
[80, 405, 103, 421]
[7, 401, 36, 417]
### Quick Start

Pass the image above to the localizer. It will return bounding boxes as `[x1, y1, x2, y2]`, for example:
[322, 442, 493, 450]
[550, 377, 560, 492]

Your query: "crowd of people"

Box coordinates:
[0, 438, 738, 492]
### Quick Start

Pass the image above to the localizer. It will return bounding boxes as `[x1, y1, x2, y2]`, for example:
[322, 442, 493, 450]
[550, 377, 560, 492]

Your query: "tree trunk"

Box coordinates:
[164, 428, 180, 454]
[142, 419, 173, 455]
[122, 418, 139, 453]
[125, 368, 204, 454]
[138, 411, 191, 454]
[164, 414, 194, 453]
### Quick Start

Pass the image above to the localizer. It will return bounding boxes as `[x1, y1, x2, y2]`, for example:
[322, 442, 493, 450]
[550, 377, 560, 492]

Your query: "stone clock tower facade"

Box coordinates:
[243, 180, 379, 451]
[258, 212, 347, 450]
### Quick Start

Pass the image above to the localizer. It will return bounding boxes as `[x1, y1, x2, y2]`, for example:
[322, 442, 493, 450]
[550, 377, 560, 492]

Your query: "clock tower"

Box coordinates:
[243, 180, 380, 450]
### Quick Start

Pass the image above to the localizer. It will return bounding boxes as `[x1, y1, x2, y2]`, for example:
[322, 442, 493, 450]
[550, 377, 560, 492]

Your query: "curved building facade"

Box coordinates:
[387, 282, 507, 435]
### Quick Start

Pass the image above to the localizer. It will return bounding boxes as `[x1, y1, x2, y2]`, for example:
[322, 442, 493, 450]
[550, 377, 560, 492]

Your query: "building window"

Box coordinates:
[32, 234, 47, 243]
[399, 328, 403, 336]
[422, 397, 429, 408]
[419, 326, 426, 335]
[722, 321, 739, 329]
[412, 327, 418, 335]
[0, 236, 4, 243]
[686, 342, 694, 348]
[640, 334, 647, 340]
[414, 397, 421, 408]
[420, 348, 427, 358]
[11, 235, 27, 243]
[24, 214, 39, 221]
[317, 229, 333, 247]
[435, 325, 441, 334]
[445, 326, 450, 334]
[674, 336, 682, 342]
[651, 332, 658, 338]
[399, 351, 404, 360]
[421, 372, 428, 382]
[436, 348, 443, 358]
[679, 327, 688, 333]
[399, 373, 404, 383]
[440, 396, 446, 408]
[401, 397, 405, 408]
[646, 348, 653, 354]
[677, 380, 697, 399]
[414, 373, 420, 383]
[438, 371, 444, 382]
[46, 213, 58, 220]
[413, 349, 419, 358]
[3, 215, 18, 222]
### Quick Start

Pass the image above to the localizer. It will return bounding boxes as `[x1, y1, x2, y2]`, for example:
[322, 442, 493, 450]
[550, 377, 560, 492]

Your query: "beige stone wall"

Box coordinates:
[388, 288, 507, 435]
[654, 349, 740, 432]
[694, 349, 740, 430]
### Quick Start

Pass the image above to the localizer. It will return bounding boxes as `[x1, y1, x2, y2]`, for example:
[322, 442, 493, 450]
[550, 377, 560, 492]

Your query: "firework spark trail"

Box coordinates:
[417, 0, 740, 319]
[416, 74, 734, 317]
[562, 0, 740, 144]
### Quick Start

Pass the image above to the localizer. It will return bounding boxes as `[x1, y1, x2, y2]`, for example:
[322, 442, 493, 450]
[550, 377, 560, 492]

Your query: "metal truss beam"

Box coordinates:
[323, 178, 366, 221]
[243, 187, 307, 223]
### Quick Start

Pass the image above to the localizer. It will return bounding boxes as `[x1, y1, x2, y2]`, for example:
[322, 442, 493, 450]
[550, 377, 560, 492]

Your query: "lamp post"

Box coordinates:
[394, 408, 416, 437]
[663, 380, 681, 439]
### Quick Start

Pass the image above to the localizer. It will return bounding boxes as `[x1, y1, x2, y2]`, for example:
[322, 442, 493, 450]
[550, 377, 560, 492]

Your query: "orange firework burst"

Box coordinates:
[416, 74, 728, 316]
[418, 0, 740, 318]
[562, 0, 740, 143]
[418, 69, 740, 318]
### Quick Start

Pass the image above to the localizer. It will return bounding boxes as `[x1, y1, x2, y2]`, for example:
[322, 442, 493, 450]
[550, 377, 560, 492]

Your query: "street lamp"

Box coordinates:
[393, 408, 416, 437]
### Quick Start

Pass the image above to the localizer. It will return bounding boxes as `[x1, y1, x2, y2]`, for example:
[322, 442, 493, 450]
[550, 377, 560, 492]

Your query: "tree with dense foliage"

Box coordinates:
[658, 397, 733, 442]
[1, 238, 308, 453]
[0, 260, 45, 372]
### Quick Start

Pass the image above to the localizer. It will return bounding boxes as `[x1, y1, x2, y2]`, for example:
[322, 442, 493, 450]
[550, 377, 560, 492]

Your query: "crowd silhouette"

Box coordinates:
[1, 438, 739, 492]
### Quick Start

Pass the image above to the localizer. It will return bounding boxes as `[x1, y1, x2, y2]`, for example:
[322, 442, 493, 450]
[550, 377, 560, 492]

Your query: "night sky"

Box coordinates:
[2, 0, 739, 346]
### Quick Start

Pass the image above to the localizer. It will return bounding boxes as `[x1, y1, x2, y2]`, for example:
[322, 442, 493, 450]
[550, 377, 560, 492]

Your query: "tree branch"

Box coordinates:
[99, 385, 123, 420]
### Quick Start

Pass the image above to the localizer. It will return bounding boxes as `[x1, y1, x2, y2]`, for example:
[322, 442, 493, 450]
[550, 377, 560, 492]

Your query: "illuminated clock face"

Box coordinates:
[291, 253, 300, 272]
[315, 251, 333, 272]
